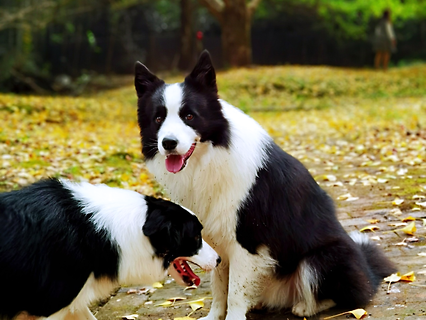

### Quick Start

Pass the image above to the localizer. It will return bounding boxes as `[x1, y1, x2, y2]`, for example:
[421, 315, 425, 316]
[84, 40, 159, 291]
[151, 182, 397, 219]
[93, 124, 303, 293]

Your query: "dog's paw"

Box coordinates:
[292, 301, 313, 317]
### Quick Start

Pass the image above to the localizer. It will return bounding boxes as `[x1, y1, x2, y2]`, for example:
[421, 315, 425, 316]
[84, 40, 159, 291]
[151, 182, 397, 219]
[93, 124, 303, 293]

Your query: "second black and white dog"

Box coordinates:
[0, 178, 219, 320]
[135, 51, 396, 319]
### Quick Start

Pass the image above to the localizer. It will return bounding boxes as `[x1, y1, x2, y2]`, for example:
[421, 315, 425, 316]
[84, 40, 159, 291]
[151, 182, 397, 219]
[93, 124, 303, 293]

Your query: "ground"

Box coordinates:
[1, 65, 426, 319]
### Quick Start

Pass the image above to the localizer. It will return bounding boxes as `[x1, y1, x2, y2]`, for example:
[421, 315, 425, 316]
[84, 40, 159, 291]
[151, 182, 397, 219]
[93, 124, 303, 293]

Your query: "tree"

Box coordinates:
[178, 0, 196, 70]
[198, 0, 262, 67]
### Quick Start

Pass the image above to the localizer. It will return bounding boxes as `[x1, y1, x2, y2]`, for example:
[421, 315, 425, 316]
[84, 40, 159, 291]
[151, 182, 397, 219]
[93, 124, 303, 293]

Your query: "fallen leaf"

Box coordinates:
[155, 301, 173, 307]
[412, 195, 425, 200]
[400, 221, 416, 235]
[370, 236, 381, 241]
[389, 208, 402, 215]
[122, 315, 138, 320]
[366, 219, 380, 224]
[167, 297, 187, 302]
[415, 201, 426, 207]
[400, 271, 416, 282]
[183, 285, 198, 291]
[189, 299, 204, 311]
[359, 225, 380, 232]
[388, 222, 407, 227]
[174, 317, 195, 320]
[401, 216, 416, 222]
[384, 273, 402, 283]
[152, 282, 163, 288]
[323, 308, 367, 319]
[392, 198, 404, 206]
[418, 252, 426, 256]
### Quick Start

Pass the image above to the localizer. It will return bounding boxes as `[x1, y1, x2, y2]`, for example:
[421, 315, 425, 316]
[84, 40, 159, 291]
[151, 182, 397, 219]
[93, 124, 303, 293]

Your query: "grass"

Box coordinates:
[0, 64, 426, 195]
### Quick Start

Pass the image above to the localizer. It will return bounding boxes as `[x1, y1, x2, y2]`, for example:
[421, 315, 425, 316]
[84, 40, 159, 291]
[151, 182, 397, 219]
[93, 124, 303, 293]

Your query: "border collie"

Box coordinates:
[0, 178, 219, 320]
[134, 51, 396, 319]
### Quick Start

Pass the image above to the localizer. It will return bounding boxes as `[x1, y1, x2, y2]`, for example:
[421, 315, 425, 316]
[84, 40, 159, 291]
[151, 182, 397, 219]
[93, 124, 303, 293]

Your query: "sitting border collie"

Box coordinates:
[0, 178, 219, 320]
[134, 51, 396, 319]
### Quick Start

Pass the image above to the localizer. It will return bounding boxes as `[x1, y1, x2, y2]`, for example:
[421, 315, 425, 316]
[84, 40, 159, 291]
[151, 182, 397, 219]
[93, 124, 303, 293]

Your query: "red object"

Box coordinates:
[196, 31, 203, 40]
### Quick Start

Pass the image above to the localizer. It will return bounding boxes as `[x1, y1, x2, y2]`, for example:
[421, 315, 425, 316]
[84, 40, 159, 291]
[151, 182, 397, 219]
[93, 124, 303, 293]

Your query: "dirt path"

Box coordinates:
[93, 140, 426, 320]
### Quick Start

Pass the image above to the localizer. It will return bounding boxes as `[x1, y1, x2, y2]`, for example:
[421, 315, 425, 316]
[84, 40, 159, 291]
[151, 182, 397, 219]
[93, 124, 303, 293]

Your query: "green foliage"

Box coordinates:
[258, 0, 426, 40]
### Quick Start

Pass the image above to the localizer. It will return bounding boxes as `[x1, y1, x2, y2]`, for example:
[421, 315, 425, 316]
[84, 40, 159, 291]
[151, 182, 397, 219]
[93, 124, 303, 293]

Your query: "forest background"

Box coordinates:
[1, 0, 426, 94]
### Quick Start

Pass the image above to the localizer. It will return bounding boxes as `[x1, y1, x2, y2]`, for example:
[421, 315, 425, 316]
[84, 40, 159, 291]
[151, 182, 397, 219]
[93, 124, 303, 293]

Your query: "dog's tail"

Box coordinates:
[349, 231, 396, 287]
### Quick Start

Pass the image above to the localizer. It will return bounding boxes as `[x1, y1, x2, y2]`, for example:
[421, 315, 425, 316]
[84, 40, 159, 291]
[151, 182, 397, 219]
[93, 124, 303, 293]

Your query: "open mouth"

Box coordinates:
[165, 143, 196, 174]
[168, 258, 200, 287]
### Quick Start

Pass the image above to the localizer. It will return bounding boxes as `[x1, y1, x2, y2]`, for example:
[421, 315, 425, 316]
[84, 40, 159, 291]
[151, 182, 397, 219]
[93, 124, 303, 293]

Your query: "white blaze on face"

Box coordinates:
[158, 84, 198, 156]
[158, 84, 199, 173]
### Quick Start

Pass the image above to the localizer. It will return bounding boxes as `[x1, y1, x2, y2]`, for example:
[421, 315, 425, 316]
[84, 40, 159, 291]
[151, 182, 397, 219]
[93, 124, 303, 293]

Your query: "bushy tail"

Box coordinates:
[349, 231, 397, 287]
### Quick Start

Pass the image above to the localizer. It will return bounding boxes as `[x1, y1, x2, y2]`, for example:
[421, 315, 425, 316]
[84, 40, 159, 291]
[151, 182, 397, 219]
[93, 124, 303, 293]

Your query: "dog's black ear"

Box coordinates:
[187, 50, 217, 93]
[143, 210, 168, 237]
[135, 62, 163, 98]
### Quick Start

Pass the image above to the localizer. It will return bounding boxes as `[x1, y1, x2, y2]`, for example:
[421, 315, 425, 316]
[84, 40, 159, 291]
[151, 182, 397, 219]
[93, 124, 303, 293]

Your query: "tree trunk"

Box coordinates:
[178, 0, 195, 71]
[221, 1, 251, 67]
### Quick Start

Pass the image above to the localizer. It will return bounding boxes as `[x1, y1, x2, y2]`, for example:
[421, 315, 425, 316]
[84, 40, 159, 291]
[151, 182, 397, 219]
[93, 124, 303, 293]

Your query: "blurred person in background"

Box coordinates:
[373, 9, 397, 70]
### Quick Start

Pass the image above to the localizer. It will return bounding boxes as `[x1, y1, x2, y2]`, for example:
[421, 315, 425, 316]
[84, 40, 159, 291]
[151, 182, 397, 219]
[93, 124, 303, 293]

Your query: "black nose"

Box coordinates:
[162, 137, 178, 151]
[216, 256, 222, 267]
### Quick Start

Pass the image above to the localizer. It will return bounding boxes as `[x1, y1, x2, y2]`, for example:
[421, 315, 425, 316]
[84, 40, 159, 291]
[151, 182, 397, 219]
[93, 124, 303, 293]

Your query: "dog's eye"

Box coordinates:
[194, 235, 200, 242]
[185, 114, 194, 121]
[155, 116, 163, 124]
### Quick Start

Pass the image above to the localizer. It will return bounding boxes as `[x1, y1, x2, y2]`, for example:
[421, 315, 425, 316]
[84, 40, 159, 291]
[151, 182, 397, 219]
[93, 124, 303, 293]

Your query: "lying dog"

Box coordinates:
[134, 51, 396, 319]
[0, 178, 219, 320]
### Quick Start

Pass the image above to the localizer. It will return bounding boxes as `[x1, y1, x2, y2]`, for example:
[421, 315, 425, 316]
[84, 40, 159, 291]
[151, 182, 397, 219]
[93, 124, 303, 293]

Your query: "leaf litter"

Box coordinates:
[2, 67, 426, 319]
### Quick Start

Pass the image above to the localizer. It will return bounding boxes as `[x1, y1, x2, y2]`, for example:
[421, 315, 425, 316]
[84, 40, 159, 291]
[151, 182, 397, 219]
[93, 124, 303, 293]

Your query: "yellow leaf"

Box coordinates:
[401, 216, 416, 222]
[167, 297, 187, 302]
[359, 225, 380, 232]
[350, 309, 368, 319]
[400, 221, 416, 235]
[152, 282, 163, 288]
[323, 308, 367, 319]
[174, 318, 195, 320]
[155, 301, 172, 307]
[384, 273, 401, 283]
[400, 271, 416, 282]
[392, 198, 404, 206]
[366, 219, 380, 224]
[189, 300, 204, 311]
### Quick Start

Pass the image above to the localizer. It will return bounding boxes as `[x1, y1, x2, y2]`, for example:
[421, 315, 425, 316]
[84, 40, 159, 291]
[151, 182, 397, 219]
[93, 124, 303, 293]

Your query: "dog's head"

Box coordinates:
[135, 51, 230, 173]
[142, 196, 220, 286]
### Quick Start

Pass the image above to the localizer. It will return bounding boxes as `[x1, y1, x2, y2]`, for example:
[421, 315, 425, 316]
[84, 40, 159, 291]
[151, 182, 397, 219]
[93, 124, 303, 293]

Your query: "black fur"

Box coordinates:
[143, 196, 203, 269]
[135, 50, 231, 160]
[236, 142, 395, 308]
[0, 179, 119, 318]
[0, 179, 208, 319]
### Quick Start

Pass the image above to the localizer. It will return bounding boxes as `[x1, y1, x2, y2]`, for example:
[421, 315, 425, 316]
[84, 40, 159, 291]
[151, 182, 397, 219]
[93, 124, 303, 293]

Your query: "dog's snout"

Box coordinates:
[162, 137, 178, 151]
[216, 256, 222, 267]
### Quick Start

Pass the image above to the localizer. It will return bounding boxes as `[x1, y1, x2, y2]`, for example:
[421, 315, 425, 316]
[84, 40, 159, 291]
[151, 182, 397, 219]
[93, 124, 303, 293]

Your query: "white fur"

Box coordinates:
[146, 95, 287, 320]
[349, 231, 371, 246]
[62, 180, 167, 285]
[158, 84, 199, 155]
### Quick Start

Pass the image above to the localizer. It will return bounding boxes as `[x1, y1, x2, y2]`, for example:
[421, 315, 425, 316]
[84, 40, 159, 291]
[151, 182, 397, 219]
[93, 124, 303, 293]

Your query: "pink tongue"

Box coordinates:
[165, 155, 185, 173]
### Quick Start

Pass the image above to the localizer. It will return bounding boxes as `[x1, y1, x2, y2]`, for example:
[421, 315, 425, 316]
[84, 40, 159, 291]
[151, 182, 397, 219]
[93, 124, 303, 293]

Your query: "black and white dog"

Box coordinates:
[135, 51, 396, 320]
[0, 178, 219, 320]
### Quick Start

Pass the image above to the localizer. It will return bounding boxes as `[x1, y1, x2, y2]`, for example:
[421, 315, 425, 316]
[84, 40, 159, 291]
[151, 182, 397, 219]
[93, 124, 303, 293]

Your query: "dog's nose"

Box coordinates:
[162, 137, 178, 151]
[216, 256, 222, 267]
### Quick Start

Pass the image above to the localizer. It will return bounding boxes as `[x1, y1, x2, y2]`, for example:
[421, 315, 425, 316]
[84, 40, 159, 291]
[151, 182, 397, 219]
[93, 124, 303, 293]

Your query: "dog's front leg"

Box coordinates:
[199, 259, 229, 320]
[225, 245, 272, 320]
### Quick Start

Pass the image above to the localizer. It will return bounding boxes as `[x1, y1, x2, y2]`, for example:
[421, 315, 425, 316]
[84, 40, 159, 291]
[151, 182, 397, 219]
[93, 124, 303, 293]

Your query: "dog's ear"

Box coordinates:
[143, 210, 169, 237]
[134, 62, 163, 98]
[187, 50, 217, 94]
